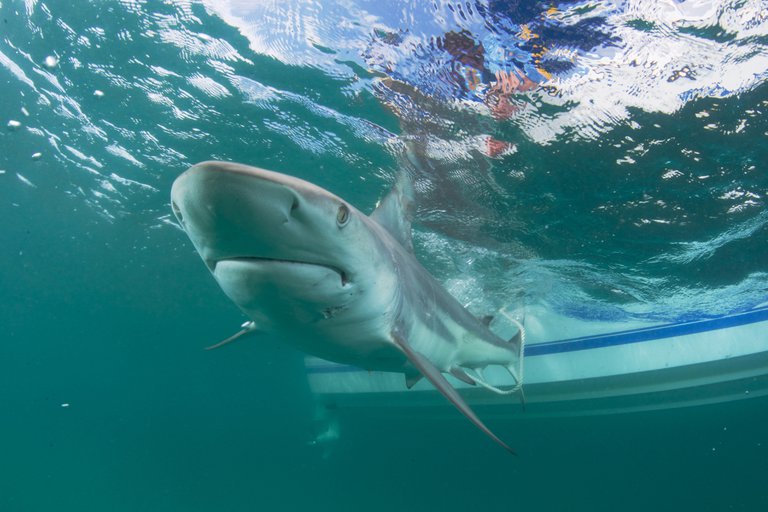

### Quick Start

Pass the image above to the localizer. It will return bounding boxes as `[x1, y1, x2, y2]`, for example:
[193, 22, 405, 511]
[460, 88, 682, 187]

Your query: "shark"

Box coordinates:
[171, 161, 524, 454]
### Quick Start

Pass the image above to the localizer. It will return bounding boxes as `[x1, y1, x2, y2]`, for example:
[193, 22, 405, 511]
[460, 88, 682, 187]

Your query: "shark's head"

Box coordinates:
[171, 161, 400, 348]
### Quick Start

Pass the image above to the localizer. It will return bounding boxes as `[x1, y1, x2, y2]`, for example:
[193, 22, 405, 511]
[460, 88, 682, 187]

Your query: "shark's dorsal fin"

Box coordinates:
[370, 171, 415, 252]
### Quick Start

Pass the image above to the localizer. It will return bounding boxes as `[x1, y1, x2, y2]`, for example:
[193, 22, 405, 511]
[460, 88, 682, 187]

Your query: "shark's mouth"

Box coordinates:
[211, 257, 349, 287]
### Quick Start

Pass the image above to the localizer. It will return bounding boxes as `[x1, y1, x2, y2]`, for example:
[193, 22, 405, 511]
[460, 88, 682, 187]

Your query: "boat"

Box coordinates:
[305, 303, 768, 417]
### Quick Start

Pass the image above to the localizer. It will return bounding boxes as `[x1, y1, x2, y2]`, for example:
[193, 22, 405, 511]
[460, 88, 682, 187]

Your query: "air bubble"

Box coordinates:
[7, 120, 21, 130]
[44, 55, 58, 69]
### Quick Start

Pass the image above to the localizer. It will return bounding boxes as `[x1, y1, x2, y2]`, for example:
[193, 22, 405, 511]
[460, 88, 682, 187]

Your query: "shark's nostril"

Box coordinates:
[291, 197, 299, 212]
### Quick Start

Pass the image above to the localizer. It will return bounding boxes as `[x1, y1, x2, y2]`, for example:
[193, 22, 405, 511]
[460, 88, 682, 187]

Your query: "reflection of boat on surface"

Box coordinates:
[306, 303, 768, 417]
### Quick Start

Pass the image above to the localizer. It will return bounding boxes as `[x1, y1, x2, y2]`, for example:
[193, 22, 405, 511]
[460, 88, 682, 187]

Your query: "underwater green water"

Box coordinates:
[1, 1, 767, 510]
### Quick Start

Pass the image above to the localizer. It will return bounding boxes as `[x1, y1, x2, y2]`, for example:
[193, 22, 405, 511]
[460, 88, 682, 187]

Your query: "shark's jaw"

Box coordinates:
[210, 257, 349, 287]
[211, 257, 354, 331]
[204, 256, 353, 332]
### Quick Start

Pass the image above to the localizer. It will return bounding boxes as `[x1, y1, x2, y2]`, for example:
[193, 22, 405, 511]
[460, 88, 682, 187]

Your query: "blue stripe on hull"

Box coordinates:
[528, 306, 768, 356]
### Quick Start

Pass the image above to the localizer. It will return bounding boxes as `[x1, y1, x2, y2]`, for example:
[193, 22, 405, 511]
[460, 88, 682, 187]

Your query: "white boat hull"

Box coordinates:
[305, 304, 768, 416]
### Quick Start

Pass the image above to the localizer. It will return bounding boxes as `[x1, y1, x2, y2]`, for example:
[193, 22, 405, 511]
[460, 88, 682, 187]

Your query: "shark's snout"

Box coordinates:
[171, 160, 361, 286]
[172, 161, 364, 332]
[171, 161, 308, 267]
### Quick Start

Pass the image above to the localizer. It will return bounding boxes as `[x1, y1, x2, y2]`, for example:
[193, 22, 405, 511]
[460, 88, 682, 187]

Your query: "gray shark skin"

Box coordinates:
[171, 161, 523, 454]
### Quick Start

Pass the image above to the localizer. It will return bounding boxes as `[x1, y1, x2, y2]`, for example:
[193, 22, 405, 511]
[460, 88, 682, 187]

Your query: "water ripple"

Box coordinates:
[1, 0, 765, 319]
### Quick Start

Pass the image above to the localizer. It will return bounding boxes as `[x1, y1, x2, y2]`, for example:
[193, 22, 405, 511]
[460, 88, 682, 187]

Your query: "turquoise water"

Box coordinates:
[2, 1, 768, 510]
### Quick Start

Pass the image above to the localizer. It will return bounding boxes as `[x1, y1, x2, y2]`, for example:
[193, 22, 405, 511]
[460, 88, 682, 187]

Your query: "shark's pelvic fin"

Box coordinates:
[392, 333, 516, 455]
[370, 171, 415, 252]
[404, 372, 423, 389]
[205, 321, 259, 351]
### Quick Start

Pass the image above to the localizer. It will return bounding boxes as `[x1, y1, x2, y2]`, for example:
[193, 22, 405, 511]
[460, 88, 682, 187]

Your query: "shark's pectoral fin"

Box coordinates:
[205, 321, 259, 350]
[392, 333, 516, 455]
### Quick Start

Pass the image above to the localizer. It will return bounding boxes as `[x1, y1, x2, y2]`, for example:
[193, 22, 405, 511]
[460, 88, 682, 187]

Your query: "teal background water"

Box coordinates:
[2, 1, 768, 511]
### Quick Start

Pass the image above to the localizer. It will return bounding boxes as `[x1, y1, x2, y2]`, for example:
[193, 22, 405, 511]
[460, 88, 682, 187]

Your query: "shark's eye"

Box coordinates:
[336, 204, 350, 227]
